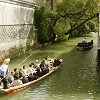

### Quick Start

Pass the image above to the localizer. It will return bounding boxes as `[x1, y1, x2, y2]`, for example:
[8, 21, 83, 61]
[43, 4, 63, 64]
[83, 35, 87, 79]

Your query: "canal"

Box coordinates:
[0, 33, 99, 100]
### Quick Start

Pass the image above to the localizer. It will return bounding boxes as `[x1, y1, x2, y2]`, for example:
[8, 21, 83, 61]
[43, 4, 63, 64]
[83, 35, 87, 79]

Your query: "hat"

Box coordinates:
[35, 60, 38, 63]
[3, 58, 10, 64]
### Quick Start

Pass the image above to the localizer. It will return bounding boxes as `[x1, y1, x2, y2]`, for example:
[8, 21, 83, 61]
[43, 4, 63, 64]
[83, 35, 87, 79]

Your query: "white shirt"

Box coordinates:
[0, 64, 8, 75]
[82, 38, 87, 43]
[22, 69, 27, 75]
[27, 67, 34, 75]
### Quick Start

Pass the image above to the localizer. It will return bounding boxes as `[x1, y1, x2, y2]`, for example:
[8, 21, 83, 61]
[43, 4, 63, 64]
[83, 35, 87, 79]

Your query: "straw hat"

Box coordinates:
[3, 58, 10, 64]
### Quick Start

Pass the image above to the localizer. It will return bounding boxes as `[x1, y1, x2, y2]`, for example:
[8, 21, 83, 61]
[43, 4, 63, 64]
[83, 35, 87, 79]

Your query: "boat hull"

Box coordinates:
[77, 40, 93, 51]
[77, 45, 93, 51]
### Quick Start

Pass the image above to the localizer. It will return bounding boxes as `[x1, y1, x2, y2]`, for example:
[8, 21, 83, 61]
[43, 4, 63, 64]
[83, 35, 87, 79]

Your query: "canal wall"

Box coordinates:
[0, 0, 37, 61]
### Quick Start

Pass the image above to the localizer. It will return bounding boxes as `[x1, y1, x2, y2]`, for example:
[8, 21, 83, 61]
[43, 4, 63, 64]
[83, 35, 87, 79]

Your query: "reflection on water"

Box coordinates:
[1, 33, 100, 100]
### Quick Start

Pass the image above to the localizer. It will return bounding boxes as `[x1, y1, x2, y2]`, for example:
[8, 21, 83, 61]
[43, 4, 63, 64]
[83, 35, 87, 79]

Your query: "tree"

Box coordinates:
[34, 0, 99, 43]
[34, 6, 57, 45]
[56, 0, 99, 36]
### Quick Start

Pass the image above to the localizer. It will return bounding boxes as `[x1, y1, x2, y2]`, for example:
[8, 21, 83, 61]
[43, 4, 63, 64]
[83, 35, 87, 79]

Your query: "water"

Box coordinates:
[0, 33, 99, 100]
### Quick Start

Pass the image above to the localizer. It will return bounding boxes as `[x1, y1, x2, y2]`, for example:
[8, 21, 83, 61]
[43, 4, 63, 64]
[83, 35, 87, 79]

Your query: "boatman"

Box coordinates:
[82, 38, 87, 46]
[82, 38, 87, 43]
[0, 58, 10, 89]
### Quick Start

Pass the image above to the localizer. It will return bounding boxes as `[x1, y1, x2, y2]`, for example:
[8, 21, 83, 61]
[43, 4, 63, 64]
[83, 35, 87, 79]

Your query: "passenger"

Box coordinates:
[44, 57, 48, 66]
[40, 58, 49, 75]
[11, 74, 23, 86]
[42, 65, 49, 75]
[21, 75, 29, 84]
[35, 60, 40, 67]
[31, 62, 42, 77]
[27, 64, 35, 75]
[46, 56, 54, 67]
[0, 58, 10, 89]
[28, 73, 37, 82]
[7, 71, 15, 84]
[46, 56, 51, 61]
[40, 59, 46, 72]
[19, 67, 25, 78]
[14, 68, 19, 79]
[31, 62, 38, 72]
[22, 65, 28, 76]
[36, 67, 42, 77]
[53, 58, 62, 67]
[40, 57, 49, 68]
[88, 40, 93, 46]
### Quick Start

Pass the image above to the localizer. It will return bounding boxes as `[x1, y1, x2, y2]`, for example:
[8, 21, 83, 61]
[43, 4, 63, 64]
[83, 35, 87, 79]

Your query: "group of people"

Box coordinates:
[0, 56, 62, 89]
[77, 38, 93, 47]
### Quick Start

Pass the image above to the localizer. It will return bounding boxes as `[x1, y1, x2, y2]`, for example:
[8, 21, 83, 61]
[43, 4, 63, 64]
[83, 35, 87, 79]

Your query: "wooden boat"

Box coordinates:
[0, 59, 63, 95]
[77, 40, 93, 51]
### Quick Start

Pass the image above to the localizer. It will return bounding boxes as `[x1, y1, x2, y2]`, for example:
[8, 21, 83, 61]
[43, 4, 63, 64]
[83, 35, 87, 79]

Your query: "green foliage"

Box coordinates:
[56, 0, 99, 36]
[34, 0, 99, 43]
[72, 21, 96, 36]
[34, 6, 56, 44]
[76, 24, 89, 35]
[86, 21, 96, 32]
[56, 31, 67, 41]
[55, 18, 70, 41]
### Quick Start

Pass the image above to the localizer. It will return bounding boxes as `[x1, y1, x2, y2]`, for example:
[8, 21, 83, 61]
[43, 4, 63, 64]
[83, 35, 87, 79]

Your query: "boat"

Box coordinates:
[0, 59, 63, 95]
[77, 40, 93, 51]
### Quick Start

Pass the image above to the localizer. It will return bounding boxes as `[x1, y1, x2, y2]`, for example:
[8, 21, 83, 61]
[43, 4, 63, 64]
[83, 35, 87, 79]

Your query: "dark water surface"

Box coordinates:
[0, 33, 100, 100]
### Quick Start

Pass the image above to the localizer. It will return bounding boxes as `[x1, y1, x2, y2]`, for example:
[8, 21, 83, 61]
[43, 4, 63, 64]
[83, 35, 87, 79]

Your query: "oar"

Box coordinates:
[0, 54, 33, 85]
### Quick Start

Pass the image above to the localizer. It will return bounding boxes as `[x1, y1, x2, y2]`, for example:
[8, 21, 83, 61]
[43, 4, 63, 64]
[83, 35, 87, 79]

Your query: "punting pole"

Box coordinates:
[0, 54, 32, 84]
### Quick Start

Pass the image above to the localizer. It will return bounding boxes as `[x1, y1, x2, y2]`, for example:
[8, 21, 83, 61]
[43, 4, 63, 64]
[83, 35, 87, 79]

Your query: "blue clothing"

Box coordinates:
[8, 75, 14, 83]
[0, 64, 8, 76]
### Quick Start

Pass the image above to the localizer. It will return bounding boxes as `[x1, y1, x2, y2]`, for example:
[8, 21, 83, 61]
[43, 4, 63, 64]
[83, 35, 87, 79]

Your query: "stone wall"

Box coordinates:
[0, 0, 37, 61]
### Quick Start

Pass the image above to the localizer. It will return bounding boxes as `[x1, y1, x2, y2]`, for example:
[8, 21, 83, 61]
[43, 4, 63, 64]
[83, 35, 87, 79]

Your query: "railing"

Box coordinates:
[0, 24, 34, 43]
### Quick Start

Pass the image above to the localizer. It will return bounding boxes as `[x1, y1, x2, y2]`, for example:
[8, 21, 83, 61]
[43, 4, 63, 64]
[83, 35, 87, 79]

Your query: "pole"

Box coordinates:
[0, 54, 32, 84]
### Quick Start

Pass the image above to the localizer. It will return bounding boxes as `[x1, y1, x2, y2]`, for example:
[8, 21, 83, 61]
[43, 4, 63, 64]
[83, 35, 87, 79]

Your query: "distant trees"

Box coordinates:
[34, 0, 99, 45]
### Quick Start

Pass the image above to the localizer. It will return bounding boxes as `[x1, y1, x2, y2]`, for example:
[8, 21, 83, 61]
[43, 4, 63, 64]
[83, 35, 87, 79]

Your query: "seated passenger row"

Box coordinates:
[7, 56, 62, 87]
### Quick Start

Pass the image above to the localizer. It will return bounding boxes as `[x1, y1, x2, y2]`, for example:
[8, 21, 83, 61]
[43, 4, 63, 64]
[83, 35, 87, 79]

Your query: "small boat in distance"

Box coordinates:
[0, 59, 63, 95]
[77, 40, 93, 51]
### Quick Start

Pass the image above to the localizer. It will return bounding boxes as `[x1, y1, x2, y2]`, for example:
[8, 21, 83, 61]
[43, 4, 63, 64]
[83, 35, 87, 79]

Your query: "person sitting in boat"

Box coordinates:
[31, 62, 41, 77]
[36, 67, 43, 77]
[35, 60, 40, 67]
[40, 58, 48, 67]
[28, 73, 37, 82]
[7, 71, 15, 84]
[13, 68, 19, 79]
[19, 67, 25, 78]
[88, 40, 93, 46]
[27, 64, 36, 76]
[22, 65, 28, 76]
[11, 74, 23, 86]
[0, 58, 10, 89]
[42, 65, 49, 75]
[46, 56, 54, 67]
[31, 63, 38, 72]
[53, 58, 62, 67]
[21, 75, 29, 84]
[40, 59, 49, 75]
